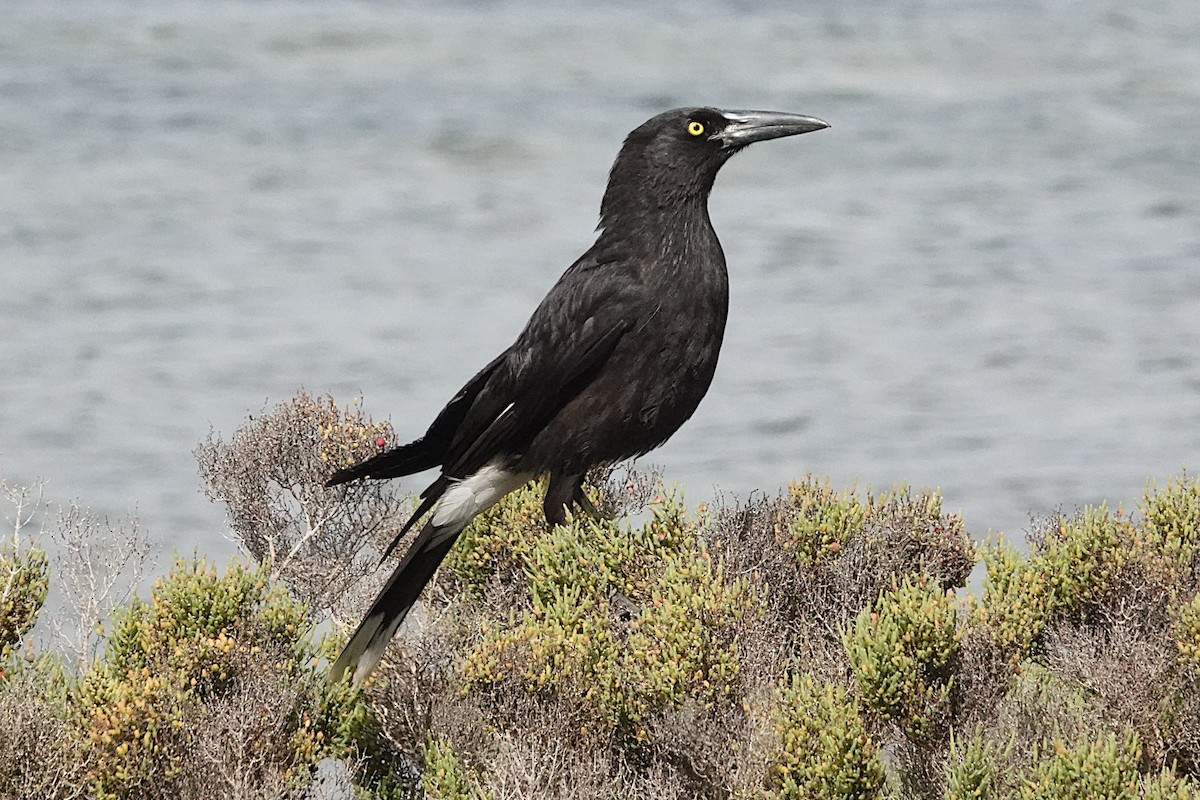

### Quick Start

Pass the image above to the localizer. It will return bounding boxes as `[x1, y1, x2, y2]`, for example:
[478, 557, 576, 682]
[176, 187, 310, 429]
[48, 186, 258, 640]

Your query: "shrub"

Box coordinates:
[767, 673, 886, 799]
[0, 670, 91, 799]
[1176, 594, 1200, 668]
[973, 537, 1053, 661]
[73, 557, 375, 800]
[1142, 767, 1200, 800]
[1019, 731, 1140, 800]
[12, 391, 1200, 800]
[423, 737, 491, 800]
[781, 478, 975, 589]
[785, 477, 868, 566]
[1141, 475, 1200, 571]
[746, 478, 975, 679]
[975, 505, 1132, 664]
[444, 479, 553, 592]
[1034, 504, 1131, 619]
[845, 575, 962, 738]
[458, 490, 756, 736]
[0, 537, 48, 662]
[943, 727, 1010, 800]
[195, 390, 410, 619]
[365, 468, 982, 798]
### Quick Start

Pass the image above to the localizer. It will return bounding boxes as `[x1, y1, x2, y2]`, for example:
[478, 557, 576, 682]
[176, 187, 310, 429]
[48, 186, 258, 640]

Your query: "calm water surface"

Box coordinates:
[1, 0, 1198, 565]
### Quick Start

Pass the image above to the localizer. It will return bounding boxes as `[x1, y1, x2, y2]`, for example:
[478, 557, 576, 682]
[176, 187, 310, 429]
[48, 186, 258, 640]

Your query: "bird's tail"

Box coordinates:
[325, 436, 440, 487]
[329, 519, 462, 685]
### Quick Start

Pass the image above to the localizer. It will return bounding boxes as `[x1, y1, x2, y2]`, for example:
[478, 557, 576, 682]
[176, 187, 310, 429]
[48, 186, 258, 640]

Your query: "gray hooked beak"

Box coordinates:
[715, 109, 830, 148]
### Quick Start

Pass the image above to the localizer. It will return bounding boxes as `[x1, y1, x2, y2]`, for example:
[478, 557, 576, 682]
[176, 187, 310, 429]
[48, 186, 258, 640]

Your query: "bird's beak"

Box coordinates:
[715, 109, 830, 148]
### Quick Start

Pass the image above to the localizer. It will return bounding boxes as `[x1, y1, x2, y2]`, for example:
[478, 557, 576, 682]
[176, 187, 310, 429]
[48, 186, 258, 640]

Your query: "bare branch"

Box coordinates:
[195, 390, 411, 621]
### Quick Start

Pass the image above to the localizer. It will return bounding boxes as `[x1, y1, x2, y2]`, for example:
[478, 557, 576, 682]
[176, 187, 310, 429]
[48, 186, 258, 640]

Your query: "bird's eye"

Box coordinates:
[687, 120, 705, 137]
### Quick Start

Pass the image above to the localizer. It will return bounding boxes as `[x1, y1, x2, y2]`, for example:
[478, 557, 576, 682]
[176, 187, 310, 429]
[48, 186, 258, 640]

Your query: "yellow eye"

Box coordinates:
[687, 120, 705, 137]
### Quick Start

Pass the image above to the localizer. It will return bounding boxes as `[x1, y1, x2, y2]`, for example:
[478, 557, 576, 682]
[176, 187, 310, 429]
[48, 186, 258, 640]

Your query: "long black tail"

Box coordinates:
[325, 437, 440, 486]
[325, 354, 507, 488]
[328, 517, 462, 685]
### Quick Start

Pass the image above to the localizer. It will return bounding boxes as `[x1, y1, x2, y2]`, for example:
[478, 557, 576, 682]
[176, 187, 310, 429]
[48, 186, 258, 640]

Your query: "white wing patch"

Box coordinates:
[431, 462, 531, 532]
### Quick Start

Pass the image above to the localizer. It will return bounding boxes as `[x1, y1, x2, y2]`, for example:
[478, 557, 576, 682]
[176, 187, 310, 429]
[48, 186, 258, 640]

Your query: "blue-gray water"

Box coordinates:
[1, 0, 1198, 564]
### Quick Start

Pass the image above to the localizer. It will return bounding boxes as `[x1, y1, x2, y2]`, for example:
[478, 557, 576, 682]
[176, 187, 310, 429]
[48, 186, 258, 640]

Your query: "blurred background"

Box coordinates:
[1, 0, 1197, 561]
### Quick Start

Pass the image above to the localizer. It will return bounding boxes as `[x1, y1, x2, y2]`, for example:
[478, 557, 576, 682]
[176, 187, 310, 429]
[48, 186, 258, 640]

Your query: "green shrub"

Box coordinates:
[977, 476, 1200, 672]
[0, 537, 48, 660]
[1036, 505, 1130, 617]
[1172, 593, 1200, 668]
[1141, 475, 1200, 575]
[845, 575, 962, 738]
[74, 557, 372, 799]
[973, 537, 1053, 661]
[786, 477, 868, 565]
[444, 479, 554, 591]
[768, 673, 886, 799]
[975, 505, 1130, 663]
[459, 490, 755, 736]
[1020, 731, 1140, 800]
[1142, 767, 1200, 800]
[422, 737, 490, 800]
[944, 727, 1009, 800]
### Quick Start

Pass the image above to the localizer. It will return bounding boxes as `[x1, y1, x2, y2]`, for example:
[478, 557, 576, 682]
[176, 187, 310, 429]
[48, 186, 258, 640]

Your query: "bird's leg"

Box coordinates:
[543, 472, 584, 528]
[571, 484, 607, 521]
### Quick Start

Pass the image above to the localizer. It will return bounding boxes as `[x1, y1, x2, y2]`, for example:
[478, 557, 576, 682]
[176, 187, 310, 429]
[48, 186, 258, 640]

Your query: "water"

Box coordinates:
[1, 0, 1198, 565]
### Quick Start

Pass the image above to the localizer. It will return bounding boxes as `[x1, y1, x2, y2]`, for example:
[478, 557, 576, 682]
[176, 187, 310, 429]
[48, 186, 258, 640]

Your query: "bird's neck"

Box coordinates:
[596, 191, 720, 263]
[595, 186, 729, 338]
[598, 161, 718, 229]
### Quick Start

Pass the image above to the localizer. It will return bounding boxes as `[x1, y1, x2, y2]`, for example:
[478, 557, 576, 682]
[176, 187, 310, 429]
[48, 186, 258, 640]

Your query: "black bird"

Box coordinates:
[327, 106, 828, 684]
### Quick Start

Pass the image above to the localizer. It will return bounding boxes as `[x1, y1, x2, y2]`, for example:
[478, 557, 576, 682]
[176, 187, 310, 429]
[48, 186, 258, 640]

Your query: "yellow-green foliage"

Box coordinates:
[944, 727, 1008, 800]
[768, 674, 885, 800]
[291, 663, 372, 774]
[459, 490, 755, 735]
[98, 558, 305, 682]
[1141, 475, 1200, 573]
[783, 478, 976, 600]
[423, 737, 491, 800]
[74, 558, 368, 799]
[1142, 768, 1200, 800]
[0, 538, 48, 658]
[844, 576, 962, 738]
[445, 479, 552, 590]
[786, 477, 868, 565]
[975, 505, 1130, 662]
[1038, 505, 1130, 615]
[974, 538, 1053, 659]
[1172, 592, 1200, 667]
[1020, 732, 1140, 800]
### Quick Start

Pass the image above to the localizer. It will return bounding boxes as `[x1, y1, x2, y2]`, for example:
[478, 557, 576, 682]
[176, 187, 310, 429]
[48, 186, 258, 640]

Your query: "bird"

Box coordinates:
[326, 106, 828, 685]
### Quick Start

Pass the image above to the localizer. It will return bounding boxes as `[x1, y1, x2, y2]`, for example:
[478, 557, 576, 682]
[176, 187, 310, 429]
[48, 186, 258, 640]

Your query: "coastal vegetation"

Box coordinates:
[2, 390, 1198, 799]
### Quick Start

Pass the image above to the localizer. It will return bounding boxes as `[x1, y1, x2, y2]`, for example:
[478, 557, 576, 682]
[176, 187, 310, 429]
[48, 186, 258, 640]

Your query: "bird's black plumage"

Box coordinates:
[327, 107, 828, 684]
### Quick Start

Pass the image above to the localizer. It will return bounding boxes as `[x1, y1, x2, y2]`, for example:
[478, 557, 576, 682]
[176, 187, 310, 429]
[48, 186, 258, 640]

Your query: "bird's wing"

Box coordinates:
[442, 306, 630, 478]
[371, 264, 635, 562]
[432, 245, 636, 476]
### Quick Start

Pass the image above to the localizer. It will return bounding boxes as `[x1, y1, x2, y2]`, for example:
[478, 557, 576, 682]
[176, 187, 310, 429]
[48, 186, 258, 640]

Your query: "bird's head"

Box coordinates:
[600, 106, 828, 229]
